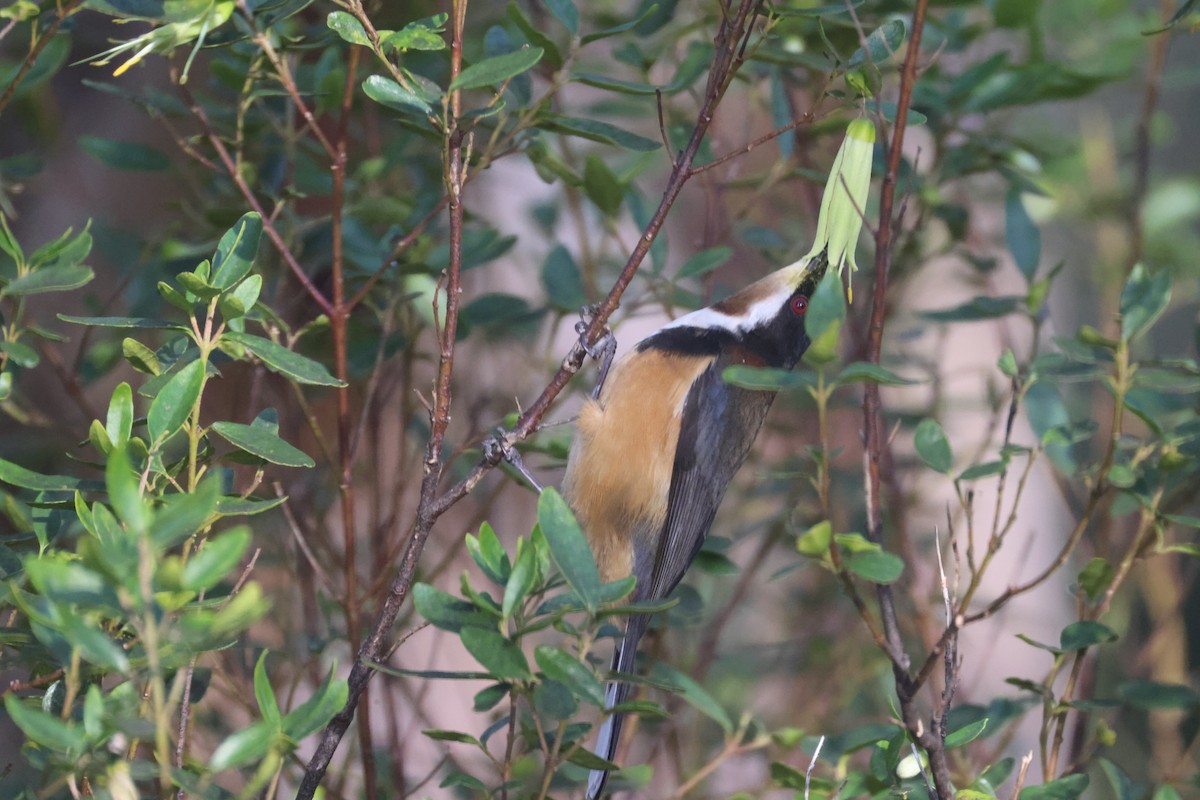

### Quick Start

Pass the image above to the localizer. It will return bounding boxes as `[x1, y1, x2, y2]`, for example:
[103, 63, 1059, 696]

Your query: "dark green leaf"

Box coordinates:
[106, 445, 147, 533]
[4, 695, 85, 753]
[1059, 621, 1117, 651]
[677, 246, 732, 279]
[575, 72, 658, 95]
[450, 47, 543, 91]
[381, 15, 447, 52]
[1, 265, 93, 296]
[835, 362, 918, 386]
[914, 418, 953, 473]
[78, 136, 169, 171]
[59, 314, 184, 329]
[0, 339, 38, 367]
[721, 365, 811, 390]
[848, 20, 905, 67]
[362, 75, 433, 115]
[535, 645, 606, 706]
[1120, 263, 1171, 342]
[210, 421, 314, 468]
[541, 245, 586, 311]
[153, 478, 219, 548]
[537, 488, 601, 610]
[539, 115, 661, 151]
[1006, 189, 1040, 280]
[122, 337, 162, 375]
[583, 155, 623, 216]
[535, 678, 579, 719]
[460, 627, 532, 681]
[1019, 774, 1089, 800]
[542, 0, 578, 33]
[423, 728, 483, 745]
[567, 747, 620, 770]
[959, 461, 1007, 481]
[994, 0, 1042, 27]
[945, 718, 987, 748]
[210, 212, 262, 290]
[506, 3, 563, 70]
[148, 360, 204, 444]
[580, 5, 659, 44]
[920, 296, 1023, 322]
[1117, 680, 1199, 710]
[650, 662, 732, 733]
[1144, 0, 1198, 32]
[223, 332, 345, 386]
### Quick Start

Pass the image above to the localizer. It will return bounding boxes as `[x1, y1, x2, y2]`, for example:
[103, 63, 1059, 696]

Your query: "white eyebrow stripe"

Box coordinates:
[660, 287, 791, 334]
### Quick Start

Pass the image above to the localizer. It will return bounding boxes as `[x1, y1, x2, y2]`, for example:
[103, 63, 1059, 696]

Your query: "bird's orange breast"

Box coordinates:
[562, 348, 713, 584]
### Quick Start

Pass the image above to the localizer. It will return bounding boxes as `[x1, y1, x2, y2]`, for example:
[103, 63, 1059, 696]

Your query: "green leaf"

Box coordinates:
[502, 538, 537, 621]
[283, 662, 349, 740]
[106, 445, 148, 534]
[381, 14, 447, 52]
[721, 365, 811, 391]
[650, 662, 732, 733]
[177, 271, 220, 300]
[677, 246, 732, 279]
[998, 348, 1019, 377]
[59, 314, 184, 329]
[835, 362, 918, 386]
[535, 645, 606, 706]
[412, 583, 491, 632]
[1018, 774, 1089, 800]
[1006, 189, 1041, 280]
[466, 522, 511, 584]
[1144, 0, 1198, 32]
[182, 527, 250, 591]
[253, 651, 281, 726]
[566, 747, 620, 771]
[122, 338, 162, 375]
[106, 382, 134, 446]
[78, 136, 169, 171]
[2, 264, 93, 296]
[541, 245, 586, 311]
[796, 520, 832, 557]
[153, 478, 220, 548]
[535, 678, 579, 720]
[0, 339, 38, 367]
[362, 74, 433, 115]
[539, 115, 661, 152]
[1059, 621, 1117, 651]
[582, 155, 623, 216]
[1119, 263, 1171, 342]
[326, 11, 370, 46]
[460, 627, 532, 681]
[210, 421, 315, 468]
[919, 296, 1022, 322]
[542, 0, 578, 33]
[223, 332, 345, 387]
[945, 718, 987, 748]
[210, 212, 262, 290]
[1077, 558, 1114, 603]
[959, 461, 1007, 481]
[914, 418, 953, 473]
[575, 72, 659, 95]
[848, 19, 905, 67]
[4, 695, 85, 753]
[209, 720, 274, 771]
[843, 549, 904, 584]
[148, 359, 204, 444]
[450, 47, 543, 91]
[0, 457, 82, 491]
[537, 488, 601, 610]
[1117, 680, 1199, 710]
[423, 728, 483, 746]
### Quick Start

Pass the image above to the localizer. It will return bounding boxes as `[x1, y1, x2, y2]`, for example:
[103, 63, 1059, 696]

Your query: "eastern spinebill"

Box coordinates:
[562, 252, 830, 798]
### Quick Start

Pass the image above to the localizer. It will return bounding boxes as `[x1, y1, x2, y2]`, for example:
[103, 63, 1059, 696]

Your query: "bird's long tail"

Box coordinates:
[586, 615, 649, 800]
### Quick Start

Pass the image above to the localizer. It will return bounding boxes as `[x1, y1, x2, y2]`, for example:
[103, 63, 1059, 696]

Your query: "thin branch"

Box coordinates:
[0, 0, 86, 118]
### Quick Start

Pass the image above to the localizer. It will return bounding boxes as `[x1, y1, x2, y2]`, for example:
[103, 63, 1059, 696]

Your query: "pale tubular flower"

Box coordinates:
[802, 118, 875, 302]
[87, 0, 234, 83]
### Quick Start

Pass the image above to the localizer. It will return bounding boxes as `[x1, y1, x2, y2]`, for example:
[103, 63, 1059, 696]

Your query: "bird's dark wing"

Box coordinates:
[642, 356, 776, 603]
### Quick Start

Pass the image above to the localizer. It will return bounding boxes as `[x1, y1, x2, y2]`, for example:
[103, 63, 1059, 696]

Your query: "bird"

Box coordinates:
[561, 252, 830, 799]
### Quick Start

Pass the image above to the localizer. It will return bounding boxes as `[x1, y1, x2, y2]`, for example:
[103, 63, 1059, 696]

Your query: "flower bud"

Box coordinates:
[803, 118, 875, 302]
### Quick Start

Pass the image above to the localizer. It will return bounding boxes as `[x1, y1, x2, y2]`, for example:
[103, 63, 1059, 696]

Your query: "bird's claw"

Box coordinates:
[576, 305, 617, 399]
[485, 429, 543, 492]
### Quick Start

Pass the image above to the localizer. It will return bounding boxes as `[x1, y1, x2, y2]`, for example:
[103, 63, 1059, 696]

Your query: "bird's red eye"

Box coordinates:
[790, 295, 808, 315]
